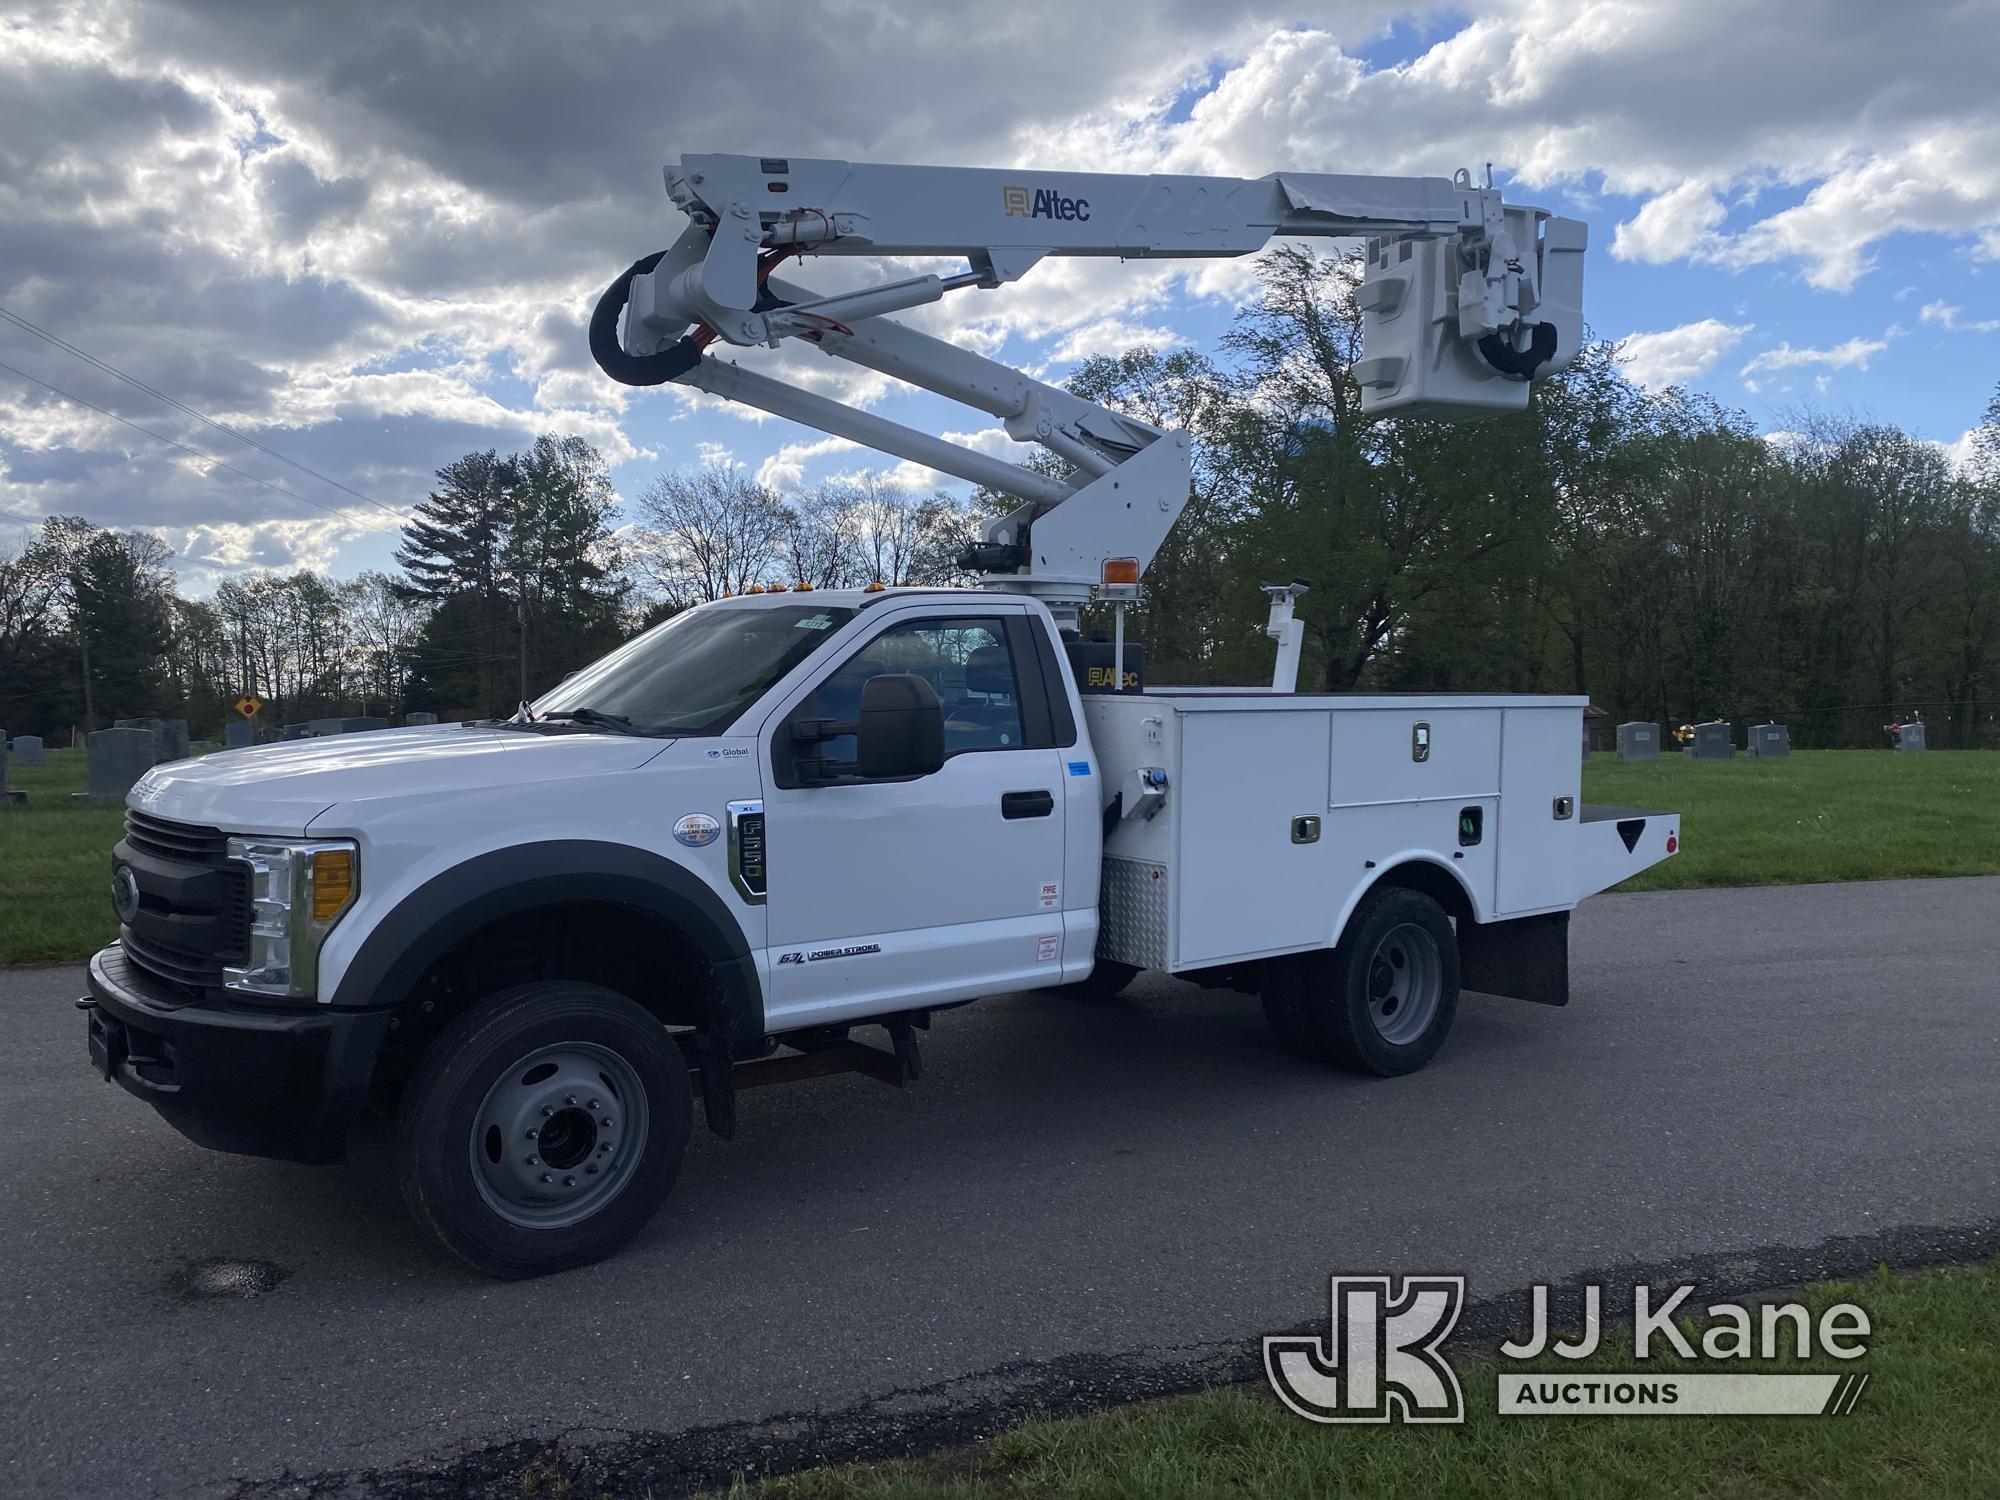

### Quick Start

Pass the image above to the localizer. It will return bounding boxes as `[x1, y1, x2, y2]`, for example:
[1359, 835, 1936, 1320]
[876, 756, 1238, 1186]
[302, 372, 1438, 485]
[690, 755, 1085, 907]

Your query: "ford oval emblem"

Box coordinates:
[112, 864, 141, 924]
[673, 813, 721, 849]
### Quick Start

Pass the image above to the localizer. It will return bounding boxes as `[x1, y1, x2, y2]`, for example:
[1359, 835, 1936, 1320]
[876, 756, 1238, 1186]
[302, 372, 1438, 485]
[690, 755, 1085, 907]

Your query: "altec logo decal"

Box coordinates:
[1003, 185, 1090, 222]
[1265, 1276, 1873, 1423]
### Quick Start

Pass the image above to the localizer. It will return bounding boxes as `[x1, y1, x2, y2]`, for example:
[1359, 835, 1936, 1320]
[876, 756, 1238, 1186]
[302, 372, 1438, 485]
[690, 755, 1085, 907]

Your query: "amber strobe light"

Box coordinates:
[1102, 557, 1140, 586]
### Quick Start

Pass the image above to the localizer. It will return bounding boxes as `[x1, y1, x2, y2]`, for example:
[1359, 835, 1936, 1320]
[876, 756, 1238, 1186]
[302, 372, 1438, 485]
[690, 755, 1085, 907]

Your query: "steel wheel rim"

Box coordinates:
[1366, 922, 1442, 1046]
[470, 1041, 649, 1230]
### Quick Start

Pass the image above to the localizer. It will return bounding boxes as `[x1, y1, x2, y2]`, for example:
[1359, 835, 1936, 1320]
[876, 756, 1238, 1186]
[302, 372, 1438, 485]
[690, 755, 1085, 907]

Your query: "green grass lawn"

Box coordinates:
[2, 748, 127, 965]
[717, 1260, 2000, 1499]
[1583, 748, 2000, 892]
[2, 747, 1996, 965]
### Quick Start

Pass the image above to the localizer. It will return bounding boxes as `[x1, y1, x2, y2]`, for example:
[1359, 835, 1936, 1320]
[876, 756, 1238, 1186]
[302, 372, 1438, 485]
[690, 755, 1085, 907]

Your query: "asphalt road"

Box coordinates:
[4, 877, 1998, 1498]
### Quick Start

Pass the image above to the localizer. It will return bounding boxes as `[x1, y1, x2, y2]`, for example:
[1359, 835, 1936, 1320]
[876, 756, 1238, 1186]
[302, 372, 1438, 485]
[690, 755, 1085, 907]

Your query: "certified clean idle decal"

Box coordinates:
[673, 813, 722, 848]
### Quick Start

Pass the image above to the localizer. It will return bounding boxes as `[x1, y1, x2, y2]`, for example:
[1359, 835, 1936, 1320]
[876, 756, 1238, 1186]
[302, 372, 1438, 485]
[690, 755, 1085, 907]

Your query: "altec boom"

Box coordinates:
[591, 151, 1586, 605]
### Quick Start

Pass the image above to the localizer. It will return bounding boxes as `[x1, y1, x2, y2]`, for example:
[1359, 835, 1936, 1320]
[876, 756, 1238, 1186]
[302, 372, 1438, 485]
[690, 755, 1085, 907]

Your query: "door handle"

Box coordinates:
[1001, 789, 1055, 819]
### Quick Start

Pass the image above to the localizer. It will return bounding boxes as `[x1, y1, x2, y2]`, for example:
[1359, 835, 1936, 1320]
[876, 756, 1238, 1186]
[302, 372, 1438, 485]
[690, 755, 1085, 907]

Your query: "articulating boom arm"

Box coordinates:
[591, 152, 1586, 604]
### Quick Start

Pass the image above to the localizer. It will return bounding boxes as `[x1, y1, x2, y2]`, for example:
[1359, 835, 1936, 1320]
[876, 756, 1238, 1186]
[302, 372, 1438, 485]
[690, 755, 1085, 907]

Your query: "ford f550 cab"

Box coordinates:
[82, 147, 1676, 1275]
[83, 586, 1676, 1275]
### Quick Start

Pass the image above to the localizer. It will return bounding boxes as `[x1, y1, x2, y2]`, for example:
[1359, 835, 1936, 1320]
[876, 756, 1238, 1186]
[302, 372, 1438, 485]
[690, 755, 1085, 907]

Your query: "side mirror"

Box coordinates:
[855, 673, 944, 779]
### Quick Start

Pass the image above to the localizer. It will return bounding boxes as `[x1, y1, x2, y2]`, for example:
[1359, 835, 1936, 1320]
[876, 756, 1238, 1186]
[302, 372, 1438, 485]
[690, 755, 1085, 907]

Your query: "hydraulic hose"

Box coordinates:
[1477, 320, 1559, 381]
[588, 251, 703, 387]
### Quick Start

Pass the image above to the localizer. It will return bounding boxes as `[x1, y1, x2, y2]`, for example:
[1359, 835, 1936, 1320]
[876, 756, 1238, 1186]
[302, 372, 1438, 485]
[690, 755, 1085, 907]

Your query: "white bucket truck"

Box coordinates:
[80, 153, 1675, 1275]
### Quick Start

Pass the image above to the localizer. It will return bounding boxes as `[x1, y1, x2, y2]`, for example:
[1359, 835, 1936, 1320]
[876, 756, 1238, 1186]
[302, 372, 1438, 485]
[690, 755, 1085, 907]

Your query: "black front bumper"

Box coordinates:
[82, 945, 390, 1164]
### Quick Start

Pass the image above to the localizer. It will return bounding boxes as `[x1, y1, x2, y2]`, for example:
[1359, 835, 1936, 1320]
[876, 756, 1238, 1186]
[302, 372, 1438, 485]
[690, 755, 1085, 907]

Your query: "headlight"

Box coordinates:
[222, 839, 359, 998]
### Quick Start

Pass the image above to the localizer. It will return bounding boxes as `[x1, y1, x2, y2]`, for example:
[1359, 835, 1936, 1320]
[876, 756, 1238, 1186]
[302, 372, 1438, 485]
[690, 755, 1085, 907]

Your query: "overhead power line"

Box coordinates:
[0, 358, 404, 538]
[0, 302, 407, 523]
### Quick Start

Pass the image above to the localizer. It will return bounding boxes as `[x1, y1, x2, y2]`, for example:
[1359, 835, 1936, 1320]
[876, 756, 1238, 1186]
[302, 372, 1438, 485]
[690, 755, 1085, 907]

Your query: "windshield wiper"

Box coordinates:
[535, 707, 683, 737]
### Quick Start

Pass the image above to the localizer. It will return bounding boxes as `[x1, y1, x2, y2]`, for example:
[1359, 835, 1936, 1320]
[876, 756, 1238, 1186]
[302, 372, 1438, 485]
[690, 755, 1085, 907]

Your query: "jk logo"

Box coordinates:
[1264, 1275, 1466, 1424]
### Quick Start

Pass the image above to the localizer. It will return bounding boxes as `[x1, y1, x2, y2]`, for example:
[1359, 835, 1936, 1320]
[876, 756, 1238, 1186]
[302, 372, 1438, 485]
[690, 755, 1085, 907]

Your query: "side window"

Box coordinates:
[810, 617, 1025, 771]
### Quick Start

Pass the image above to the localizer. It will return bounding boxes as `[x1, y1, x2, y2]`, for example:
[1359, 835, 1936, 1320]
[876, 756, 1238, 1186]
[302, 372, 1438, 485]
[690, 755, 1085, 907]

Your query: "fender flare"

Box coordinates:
[1331, 855, 1482, 947]
[327, 841, 764, 1052]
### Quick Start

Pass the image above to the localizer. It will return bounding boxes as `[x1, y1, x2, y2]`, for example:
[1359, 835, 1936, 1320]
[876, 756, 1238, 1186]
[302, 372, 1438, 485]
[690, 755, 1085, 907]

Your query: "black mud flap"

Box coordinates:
[1458, 910, 1569, 1007]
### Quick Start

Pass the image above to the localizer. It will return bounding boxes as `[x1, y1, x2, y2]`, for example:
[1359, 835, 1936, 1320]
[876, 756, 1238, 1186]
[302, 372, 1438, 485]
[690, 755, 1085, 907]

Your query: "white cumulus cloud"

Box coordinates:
[1616, 319, 1752, 389]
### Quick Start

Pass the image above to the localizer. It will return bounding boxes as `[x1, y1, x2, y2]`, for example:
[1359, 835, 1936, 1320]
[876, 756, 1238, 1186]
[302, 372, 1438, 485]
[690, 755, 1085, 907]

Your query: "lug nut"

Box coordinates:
[526, 1128, 538, 1140]
[541, 1105, 553, 1117]
[525, 1155, 539, 1166]
[565, 1095, 577, 1106]
[539, 1173, 551, 1184]
[600, 1118, 614, 1130]
[588, 1099, 601, 1111]
[563, 1176, 575, 1187]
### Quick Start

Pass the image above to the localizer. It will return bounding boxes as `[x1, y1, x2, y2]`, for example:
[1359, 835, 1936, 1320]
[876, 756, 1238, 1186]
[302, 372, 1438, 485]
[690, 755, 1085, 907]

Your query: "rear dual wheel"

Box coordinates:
[1261, 887, 1459, 1076]
[396, 981, 692, 1278]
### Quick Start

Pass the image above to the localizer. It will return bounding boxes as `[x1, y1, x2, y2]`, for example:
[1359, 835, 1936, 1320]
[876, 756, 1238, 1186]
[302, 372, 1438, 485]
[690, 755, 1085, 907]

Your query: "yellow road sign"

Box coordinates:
[234, 695, 263, 719]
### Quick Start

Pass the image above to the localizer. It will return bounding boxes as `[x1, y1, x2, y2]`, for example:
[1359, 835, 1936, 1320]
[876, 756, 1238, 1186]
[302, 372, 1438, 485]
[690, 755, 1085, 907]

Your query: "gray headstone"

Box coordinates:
[340, 716, 390, 734]
[1616, 722, 1660, 761]
[1893, 722, 1926, 752]
[404, 711, 438, 726]
[0, 732, 21, 806]
[308, 717, 347, 737]
[225, 722, 255, 748]
[1746, 723, 1790, 758]
[11, 733, 44, 766]
[115, 716, 190, 764]
[72, 727, 156, 805]
[1686, 722, 1734, 759]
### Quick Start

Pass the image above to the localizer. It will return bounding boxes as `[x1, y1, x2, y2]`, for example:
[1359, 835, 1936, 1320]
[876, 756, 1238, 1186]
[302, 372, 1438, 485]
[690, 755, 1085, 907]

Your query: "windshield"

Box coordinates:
[532, 603, 854, 735]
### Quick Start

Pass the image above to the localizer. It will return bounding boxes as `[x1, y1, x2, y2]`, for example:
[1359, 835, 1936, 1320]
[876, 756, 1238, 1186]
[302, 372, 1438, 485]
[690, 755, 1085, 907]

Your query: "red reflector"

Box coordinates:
[1667, 832, 1679, 853]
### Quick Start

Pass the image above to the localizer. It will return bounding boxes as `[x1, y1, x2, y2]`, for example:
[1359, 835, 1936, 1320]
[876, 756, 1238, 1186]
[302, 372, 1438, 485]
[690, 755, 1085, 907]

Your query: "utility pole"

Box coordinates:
[517, 596, 528, 705]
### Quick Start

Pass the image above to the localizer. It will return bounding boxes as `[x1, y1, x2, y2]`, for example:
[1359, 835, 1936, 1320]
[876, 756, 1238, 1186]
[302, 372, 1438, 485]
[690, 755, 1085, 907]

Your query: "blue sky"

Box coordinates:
[3, 1, 1995, 591]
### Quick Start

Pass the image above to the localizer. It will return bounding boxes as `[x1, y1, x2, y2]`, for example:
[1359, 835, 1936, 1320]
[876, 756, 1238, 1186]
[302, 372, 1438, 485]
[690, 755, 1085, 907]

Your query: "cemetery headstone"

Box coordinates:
[115, 716, 190, 764]
[1893, 722, 1927, 752]
[0, 733, 22, 805]
[225, 722, 255, 749]
[1686, 722, 1734, 759]
[1616, 722, 1660, 761]
[11, 733, 44, 766]
[308, 718, 346, 737]
[340, 716, 390, 734]
[72, 727, 156, 805]
[1746, 723, 1790, 758]
[405, 711, 438, 726]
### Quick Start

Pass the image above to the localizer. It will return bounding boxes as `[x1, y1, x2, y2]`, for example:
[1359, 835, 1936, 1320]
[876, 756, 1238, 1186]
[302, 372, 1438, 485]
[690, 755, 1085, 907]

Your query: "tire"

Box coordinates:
[1055, 960, 1141, 1001]
[1260, 887, 1460, 1076]
[396, 980, 693, 1278]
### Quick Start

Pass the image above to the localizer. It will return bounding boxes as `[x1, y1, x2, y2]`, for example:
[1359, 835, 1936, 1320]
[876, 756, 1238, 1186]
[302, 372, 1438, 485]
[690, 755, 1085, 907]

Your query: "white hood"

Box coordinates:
[128, 725, 670, 834]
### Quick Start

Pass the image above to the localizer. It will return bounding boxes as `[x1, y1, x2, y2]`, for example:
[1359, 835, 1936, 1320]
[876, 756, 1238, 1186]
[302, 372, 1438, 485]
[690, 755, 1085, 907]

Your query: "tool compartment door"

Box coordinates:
[1175, 709, 1332, 967]
[1495, 706, 1585, 915]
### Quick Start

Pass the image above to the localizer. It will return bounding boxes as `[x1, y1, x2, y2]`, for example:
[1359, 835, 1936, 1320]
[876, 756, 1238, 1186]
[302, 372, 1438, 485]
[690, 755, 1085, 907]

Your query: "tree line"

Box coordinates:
[2, 247, 1996, 747]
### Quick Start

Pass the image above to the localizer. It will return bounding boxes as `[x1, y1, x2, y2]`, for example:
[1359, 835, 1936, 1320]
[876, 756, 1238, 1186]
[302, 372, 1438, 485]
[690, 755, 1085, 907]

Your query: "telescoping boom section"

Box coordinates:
[592, 152, 1586, 605]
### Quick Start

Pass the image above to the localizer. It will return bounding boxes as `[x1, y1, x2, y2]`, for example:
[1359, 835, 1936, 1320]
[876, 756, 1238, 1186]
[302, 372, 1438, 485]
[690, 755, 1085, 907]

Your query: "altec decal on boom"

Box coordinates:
[591, 152, 1585, 613]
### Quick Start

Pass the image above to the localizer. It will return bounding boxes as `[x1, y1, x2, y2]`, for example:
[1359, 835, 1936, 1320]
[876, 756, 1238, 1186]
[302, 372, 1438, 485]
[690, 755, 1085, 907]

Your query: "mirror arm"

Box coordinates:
[790, 717, 857, 744]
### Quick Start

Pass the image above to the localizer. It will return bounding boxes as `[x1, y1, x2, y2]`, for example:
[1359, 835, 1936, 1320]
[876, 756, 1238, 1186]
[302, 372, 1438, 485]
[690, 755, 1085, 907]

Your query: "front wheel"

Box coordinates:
[1261, 887, 1460, 1076]
[396, 981, 692, 1278]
